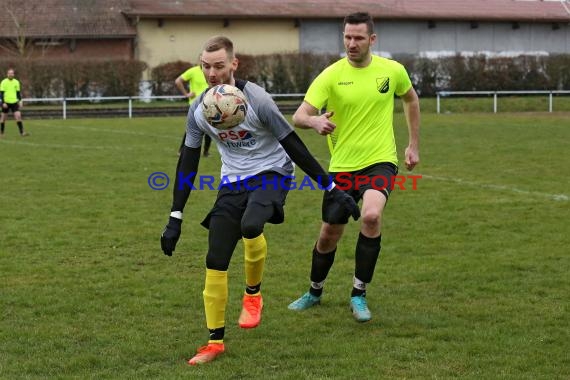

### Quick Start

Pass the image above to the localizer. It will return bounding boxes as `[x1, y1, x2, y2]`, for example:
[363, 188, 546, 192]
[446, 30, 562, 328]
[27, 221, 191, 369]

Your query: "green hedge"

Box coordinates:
[0, 59, 147, 98]
[148, 53, 339, 95]
[144, 53, 339, 97]
[150, 60, 192, 96]
[1, 53, 568, 98]
[397, 54, 570, 96]
[236, 52, 339, 94]
[241, 53, 570, 95]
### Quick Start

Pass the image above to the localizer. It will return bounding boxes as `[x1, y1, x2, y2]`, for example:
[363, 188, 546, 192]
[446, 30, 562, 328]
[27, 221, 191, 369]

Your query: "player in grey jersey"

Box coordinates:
[160, 35, 360, 366]
[185, 79, 296, 183]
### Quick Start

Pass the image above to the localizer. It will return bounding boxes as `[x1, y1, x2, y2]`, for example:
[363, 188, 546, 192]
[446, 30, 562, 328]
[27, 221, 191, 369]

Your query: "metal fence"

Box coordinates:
[435, 90, 570, 114]
[22, 94, 306, 120]
[21, 90, 570, 119]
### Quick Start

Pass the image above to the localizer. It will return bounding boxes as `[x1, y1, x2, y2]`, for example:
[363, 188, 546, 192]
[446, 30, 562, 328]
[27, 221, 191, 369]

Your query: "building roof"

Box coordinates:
[0, 0, 136, 39]
[124, 0, 570, 22]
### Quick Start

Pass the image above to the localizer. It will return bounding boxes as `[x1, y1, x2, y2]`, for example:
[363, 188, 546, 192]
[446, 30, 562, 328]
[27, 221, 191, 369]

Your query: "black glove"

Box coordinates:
[330, 187, 360, 220]
[161, 216, 182, 256]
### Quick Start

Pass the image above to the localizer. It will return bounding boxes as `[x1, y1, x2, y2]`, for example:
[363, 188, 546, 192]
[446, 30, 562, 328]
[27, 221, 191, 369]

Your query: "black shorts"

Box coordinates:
[2, 102, 20, 114]
[201, 172, 291, 228]
[322, 162, 398, 224]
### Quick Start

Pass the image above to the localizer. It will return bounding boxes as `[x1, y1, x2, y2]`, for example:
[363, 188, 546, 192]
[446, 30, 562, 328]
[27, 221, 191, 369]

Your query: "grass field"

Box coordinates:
[1, 112, 569, 379]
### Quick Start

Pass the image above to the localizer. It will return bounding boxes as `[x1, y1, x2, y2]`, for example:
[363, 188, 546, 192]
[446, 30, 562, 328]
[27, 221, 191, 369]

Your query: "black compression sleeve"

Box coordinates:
[17, 91, 21, 101]
[171, 145, 201, 212]
[279, 131, 333, 189]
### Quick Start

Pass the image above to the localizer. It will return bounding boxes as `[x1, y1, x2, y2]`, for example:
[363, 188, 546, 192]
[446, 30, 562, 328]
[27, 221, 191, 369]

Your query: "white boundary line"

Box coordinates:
[313, 155, 567, 202]
[0, 122, 181, 150]
[419, 174, 568, 202]
[4, 134, 568, 201]
[0, 139, 133, 150]
[0, 139, 178, 154]
[39, 123, 180, 140]
[0, 139, 183, 157]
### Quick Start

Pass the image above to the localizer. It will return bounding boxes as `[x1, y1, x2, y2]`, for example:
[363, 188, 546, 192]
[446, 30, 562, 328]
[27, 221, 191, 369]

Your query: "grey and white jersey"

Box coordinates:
[185, 80, 294, 183]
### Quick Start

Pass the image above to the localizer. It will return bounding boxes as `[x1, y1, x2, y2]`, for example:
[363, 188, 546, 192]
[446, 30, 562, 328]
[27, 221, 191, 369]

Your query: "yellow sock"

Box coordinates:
[243, 234, 267, 292]
[203, 269, 228, 331]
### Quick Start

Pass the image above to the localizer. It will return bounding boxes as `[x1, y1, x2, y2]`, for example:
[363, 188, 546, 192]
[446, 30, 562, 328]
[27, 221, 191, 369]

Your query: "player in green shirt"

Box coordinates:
[288, 12, 420, 322]
[0, 68, 29, 137]
[175, 63, 211, 156]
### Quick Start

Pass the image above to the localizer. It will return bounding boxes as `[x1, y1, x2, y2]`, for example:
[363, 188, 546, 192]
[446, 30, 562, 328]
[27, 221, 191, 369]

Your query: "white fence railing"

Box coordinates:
[22, 94, 307, 120]
[436, 90, 570, 114]
[22, 90, 570, 119]
[23, 95, 189, 120]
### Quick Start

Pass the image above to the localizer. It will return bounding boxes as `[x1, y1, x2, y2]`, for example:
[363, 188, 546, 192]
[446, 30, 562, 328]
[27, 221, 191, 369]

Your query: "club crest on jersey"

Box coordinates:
[217, 129, 257, 148]
[376, 77, 390, 94]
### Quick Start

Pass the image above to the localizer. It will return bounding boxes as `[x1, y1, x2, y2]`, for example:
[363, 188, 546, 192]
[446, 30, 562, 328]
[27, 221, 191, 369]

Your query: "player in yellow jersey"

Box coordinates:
[0, 68, 29, 137]
[175, 61, 211, 156]
[288, 12, 420, 322]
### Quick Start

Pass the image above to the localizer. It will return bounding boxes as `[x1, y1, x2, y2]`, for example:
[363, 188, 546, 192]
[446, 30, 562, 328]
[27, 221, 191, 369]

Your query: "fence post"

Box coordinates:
[129, 97, 133, 119]
[493, 92, 497, 113]
[63, 98, 67, 120]
[436, 93, 440, 114]
[549, 92, 553, 113]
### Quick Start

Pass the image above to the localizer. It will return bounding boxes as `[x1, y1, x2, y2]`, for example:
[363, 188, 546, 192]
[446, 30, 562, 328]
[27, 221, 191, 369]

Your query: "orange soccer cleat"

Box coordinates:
[238, 293, 263, 328]
[187, 343, 225, 365]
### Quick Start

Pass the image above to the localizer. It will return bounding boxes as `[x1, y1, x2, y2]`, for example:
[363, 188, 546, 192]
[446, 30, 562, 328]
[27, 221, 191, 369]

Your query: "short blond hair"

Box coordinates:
[203, 36, 234, 57]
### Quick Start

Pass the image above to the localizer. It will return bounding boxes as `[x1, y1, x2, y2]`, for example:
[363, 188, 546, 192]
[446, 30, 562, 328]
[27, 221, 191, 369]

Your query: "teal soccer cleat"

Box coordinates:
[350, 296, 372, 322]
[288, 292, 321, 311]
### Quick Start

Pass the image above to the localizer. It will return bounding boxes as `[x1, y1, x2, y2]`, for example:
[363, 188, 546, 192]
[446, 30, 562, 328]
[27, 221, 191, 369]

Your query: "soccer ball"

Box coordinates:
[202, 84, 248, 130]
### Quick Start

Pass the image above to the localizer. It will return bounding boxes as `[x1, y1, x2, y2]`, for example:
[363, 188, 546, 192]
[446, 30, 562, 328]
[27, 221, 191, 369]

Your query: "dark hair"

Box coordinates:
[203, 35, 234, 57]
[343, 12, 374, 34]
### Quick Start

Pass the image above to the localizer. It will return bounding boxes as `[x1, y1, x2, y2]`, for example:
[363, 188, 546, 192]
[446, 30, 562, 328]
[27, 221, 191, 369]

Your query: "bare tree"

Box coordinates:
[0, 0, 60, 58]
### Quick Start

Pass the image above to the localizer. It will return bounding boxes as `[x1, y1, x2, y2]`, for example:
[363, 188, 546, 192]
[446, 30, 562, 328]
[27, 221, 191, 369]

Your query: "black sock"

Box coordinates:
[17, 121, 23, 134]
[309, 245, 336, 297]
[204, 135, 212, 153]
[208, 327, 225, 341]
[353, 233, 382, 297]
[351, 288, 366, 297]
[178, 133, 186, 154]
[245, 282, 261, 295]
[1, 123, 4, 133]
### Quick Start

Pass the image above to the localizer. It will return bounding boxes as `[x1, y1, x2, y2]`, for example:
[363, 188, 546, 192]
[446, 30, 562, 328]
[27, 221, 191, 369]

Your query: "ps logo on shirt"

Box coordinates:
[376, 77, 390, 94]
